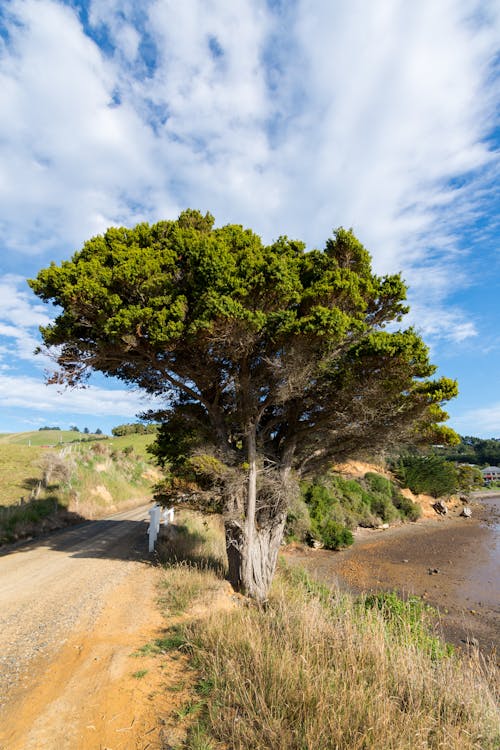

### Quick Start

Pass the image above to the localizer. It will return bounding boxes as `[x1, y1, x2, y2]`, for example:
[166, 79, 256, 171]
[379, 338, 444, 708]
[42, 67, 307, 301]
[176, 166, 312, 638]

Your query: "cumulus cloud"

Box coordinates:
[0, 373, 160, 416]
[0, 0, 498, 353]
[452, 403, 500, 438]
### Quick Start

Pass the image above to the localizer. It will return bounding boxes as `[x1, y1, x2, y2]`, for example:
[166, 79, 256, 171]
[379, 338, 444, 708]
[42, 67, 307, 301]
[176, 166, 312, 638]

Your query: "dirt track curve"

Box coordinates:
[0, 505, 169, 750]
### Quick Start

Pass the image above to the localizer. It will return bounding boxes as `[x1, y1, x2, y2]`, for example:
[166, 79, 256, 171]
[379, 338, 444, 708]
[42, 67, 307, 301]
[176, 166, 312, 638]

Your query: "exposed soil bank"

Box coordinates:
[283, 494, 500, 659]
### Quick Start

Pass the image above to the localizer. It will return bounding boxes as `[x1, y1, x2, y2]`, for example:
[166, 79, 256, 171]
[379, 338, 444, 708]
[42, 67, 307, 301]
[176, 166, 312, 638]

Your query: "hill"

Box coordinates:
[0, 429, 106, 447]
[0, 431, 159, 545]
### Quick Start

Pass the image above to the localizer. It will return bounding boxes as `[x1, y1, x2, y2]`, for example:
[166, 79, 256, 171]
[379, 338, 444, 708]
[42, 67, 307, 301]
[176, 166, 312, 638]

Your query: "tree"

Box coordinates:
[95, 428, 103, 435]
[456, 464, 483, 493]
[29, 210, 457, 601]
[393, 454, 459, 498]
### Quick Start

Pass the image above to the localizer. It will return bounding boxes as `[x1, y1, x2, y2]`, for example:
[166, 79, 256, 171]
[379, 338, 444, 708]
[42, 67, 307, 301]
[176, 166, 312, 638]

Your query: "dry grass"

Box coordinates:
[185, 571, 499, 749]
[155, 514, 499, 750]
[0, 441, 159, 544]
[157, 511, 228, 615]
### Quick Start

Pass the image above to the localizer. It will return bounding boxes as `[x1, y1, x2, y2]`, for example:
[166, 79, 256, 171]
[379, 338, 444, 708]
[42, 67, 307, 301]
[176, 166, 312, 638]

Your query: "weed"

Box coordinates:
[177, 701, 204, 719]
[134, 627, 186, 656]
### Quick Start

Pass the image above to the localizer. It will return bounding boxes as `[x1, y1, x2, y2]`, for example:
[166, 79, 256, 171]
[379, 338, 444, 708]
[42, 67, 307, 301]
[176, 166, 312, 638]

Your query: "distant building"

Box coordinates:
[481, 466, 500, 483]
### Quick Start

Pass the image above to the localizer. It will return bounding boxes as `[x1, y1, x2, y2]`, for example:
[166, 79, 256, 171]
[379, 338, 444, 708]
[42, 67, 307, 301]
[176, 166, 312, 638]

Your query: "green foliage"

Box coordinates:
[317, 518, 354, 549]
[111, 422, 158, 436]
[284, 493, 312, 542]
[297, 470, 420, 545]
[456, 464, 484, 492]
[363, 591, 454, 660]
[301, 481, 355, 548]
[394, 454, 458, 498]
[433, 435, 500, 466]
[30, 210, 457, 486]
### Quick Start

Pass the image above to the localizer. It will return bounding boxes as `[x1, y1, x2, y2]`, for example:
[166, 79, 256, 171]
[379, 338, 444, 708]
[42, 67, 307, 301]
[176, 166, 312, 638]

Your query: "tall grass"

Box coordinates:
[184, 569, 499, 749]
[157, 512, 227, 615]
[156, 517, 499, 750]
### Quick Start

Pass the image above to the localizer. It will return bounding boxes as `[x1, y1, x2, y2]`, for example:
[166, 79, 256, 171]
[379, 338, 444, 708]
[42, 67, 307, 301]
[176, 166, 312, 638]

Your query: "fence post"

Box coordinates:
[162, 507, 175, 525]
[148, 504, 160, 553]
[149, 504, 174, 552]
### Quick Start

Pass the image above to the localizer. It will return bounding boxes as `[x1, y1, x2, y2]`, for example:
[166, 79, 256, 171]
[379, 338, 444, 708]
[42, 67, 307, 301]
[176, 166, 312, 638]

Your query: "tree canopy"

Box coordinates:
[29, 210, 458, 600]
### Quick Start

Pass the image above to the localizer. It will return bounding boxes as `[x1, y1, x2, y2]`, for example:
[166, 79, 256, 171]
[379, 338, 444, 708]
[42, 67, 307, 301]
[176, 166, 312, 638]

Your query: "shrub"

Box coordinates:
[314, 518, 354, 549]
[285, 493, 311, 542]
[302, 482, 354, 548]
[394, 454, 458, 497]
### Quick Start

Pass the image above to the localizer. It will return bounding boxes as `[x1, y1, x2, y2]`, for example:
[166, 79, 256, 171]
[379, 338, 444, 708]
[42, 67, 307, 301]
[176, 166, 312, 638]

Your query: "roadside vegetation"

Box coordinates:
[0, 431, 158, 545]
[287, 470, 421, 549]
[152, 512, 500, 750]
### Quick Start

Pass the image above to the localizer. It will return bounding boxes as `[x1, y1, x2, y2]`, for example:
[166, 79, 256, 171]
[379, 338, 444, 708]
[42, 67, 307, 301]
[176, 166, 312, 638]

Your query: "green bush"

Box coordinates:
[299, 470, 421, 544]
[314, 518, 354, 549]
[301, 482, 354, 548]
[285, 493, 311, 542]
[393, 454, 458, 497]
[391, 491, 422, 521]
[364, 472, 392, 495]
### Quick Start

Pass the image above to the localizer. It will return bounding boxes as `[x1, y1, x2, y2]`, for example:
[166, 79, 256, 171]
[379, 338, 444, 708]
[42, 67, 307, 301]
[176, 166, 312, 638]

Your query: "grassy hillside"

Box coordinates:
[109, 432, 156, 459]
[0, 444, 46, 506]
[0, 432, 160, 545]
[0, 430, 106, 446]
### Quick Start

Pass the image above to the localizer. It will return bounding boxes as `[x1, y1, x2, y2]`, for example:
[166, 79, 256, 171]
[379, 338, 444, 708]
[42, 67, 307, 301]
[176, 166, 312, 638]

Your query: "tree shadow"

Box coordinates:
[157, 523, 227, 577]
[0, 502, 154, 564]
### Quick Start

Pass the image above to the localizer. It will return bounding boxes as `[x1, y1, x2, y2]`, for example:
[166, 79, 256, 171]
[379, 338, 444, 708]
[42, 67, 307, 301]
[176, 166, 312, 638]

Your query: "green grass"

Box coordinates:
[131, 669, 148, 679]
[134, 628, 187, 656]
[0, 444, 46, 506]
[109, 433, 156, 459]
[0, 430, 106, 446]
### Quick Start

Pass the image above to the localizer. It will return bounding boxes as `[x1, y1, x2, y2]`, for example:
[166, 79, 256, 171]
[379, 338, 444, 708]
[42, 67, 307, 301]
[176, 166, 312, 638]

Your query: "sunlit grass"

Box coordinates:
[154, 511, 500, 750]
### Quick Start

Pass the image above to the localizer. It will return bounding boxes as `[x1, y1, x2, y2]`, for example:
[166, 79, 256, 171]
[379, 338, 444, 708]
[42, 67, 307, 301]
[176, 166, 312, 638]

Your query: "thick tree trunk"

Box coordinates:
[224, 424, 293, 602]
[224, 512, 287, 602]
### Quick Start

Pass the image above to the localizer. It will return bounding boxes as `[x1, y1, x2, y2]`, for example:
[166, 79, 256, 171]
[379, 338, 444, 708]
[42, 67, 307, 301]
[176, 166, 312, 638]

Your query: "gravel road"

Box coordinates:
[0, 504, 159, 740]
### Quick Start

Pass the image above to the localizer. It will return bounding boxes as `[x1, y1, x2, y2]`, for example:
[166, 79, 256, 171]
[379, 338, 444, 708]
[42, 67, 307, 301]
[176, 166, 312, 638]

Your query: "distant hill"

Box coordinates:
[0, 430, 106, 447]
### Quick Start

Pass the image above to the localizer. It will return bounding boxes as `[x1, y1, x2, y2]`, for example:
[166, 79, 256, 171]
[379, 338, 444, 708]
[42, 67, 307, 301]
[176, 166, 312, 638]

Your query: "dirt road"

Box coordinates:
[0, 505, 169, 750]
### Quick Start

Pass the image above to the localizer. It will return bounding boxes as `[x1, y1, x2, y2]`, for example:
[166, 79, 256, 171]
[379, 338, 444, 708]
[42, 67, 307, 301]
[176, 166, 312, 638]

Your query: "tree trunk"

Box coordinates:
[224, 511, 287, 602]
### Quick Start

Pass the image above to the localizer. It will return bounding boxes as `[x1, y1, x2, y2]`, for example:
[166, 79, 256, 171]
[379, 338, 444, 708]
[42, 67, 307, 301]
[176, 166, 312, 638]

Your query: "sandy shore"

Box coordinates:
[283, 493, 500, 659]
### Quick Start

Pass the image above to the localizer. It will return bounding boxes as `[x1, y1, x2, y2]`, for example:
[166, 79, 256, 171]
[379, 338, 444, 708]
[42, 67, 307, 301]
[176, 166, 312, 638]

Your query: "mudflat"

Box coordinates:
[283, 494, 500, 658]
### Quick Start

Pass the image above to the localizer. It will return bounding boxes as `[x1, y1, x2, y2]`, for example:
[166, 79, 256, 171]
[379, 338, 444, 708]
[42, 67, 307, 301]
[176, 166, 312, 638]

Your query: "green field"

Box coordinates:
[0, 444, 46, 506]
[0, 430, 105, 447]
[108, 433, 156, 458]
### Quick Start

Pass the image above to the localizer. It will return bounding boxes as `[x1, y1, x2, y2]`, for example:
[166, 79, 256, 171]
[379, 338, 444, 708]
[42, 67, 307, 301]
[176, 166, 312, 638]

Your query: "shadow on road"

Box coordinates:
[0, 512, 154, 564]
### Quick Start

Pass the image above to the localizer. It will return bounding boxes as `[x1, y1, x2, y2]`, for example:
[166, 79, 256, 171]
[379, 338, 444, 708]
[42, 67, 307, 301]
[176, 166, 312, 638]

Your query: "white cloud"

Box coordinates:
[0, 275, 52, 367]
[452, 403, 500, 437]
[0, 0, 498, 352]
[0, 373, 160, 417]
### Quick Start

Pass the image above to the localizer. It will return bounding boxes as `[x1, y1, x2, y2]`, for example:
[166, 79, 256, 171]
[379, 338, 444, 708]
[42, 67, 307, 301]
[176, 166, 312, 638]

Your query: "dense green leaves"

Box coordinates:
[30, 208, 458, 495]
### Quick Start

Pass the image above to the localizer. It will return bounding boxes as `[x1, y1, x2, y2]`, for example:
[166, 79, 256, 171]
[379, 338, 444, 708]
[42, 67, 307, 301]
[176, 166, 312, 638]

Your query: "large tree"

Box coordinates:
[29, 210, 457, 601]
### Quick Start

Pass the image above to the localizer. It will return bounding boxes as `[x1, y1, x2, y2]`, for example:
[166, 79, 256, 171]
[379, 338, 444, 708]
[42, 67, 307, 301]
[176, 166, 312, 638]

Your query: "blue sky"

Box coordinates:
[0, 0, 499, 437]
